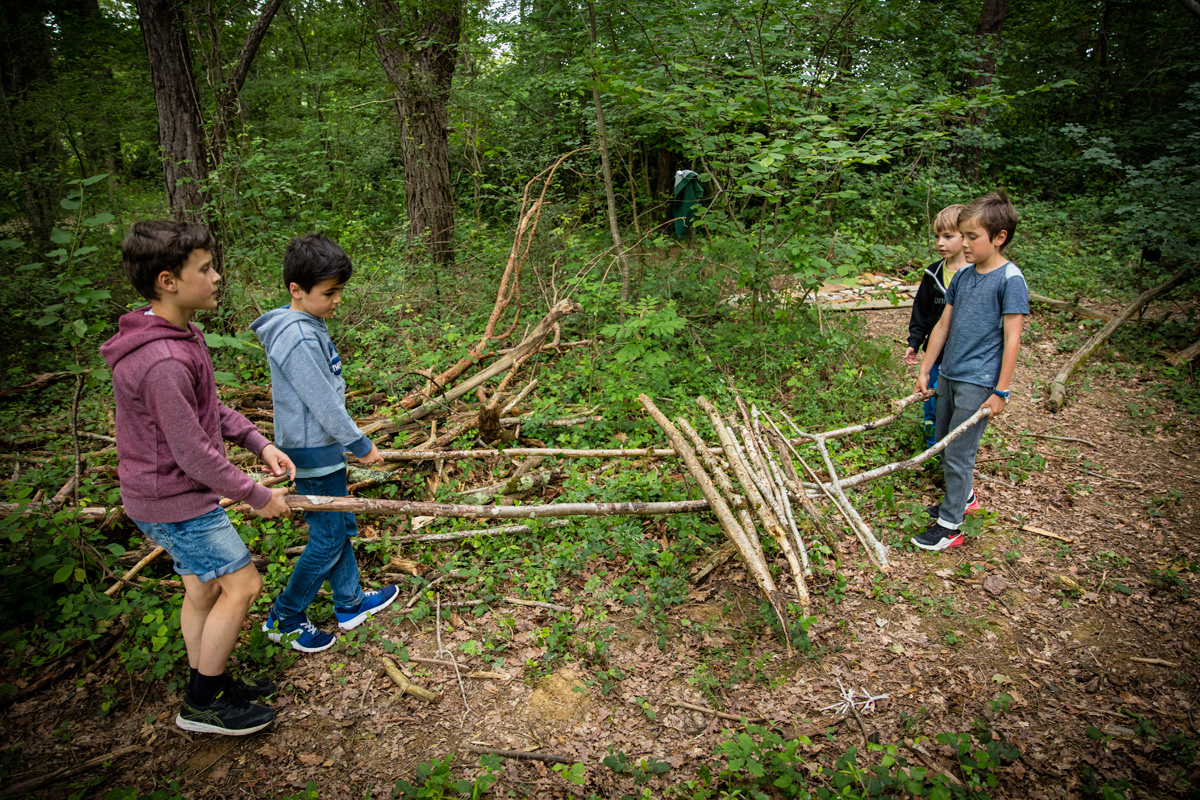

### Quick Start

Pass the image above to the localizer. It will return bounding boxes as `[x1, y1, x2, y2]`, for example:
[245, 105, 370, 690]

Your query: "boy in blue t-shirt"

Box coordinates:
[251, 234, 399, 650]
[912, 192, 1029, 551]
[904, 203, 979, 515]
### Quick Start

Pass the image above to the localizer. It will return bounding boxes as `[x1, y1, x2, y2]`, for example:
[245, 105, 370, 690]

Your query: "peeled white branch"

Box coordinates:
[636, 394, 791, 637]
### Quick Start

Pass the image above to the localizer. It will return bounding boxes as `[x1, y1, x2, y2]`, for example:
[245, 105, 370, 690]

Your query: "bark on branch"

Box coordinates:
[1047, 268, 1193, 412]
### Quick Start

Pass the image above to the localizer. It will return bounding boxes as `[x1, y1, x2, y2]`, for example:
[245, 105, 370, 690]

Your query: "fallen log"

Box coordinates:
[0, 370, 74, 399]
[0, 744, 148, 798]
[1047, 268, 1193, 412]
[1168, 338, 1200, 367]
[381, 656, 442, 703]
[1028, 291, 1113, 322]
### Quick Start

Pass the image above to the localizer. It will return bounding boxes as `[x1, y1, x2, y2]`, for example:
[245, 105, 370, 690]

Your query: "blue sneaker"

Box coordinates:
[335, 585, 400, 630]
[262, 610, 336, 653]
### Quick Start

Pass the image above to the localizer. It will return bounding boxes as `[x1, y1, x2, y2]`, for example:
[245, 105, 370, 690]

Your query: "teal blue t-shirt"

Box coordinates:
[940, 261, 1029, 389]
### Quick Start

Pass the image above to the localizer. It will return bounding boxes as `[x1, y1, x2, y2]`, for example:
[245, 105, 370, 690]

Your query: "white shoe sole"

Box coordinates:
[175, 712, 274, 735]
[911, 534, 964, 551]
[263, 624, 336, 653]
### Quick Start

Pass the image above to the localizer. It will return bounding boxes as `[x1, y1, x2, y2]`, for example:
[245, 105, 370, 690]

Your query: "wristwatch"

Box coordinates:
[992, 389, 1011, 401]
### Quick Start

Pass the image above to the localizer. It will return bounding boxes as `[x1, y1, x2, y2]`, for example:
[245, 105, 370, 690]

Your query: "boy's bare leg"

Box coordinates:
[179, 576, 222, 670]
[181, 564, 263, 676]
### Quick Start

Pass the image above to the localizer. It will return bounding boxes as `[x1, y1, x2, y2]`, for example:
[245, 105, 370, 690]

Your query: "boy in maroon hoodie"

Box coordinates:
[102, 220, 295, 736]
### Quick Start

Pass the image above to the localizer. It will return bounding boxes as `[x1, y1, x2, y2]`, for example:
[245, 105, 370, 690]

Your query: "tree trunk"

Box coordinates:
[135, 0, 211, 223]
[586, 0, 632, 303]
[0, 1, 61, 240]
[371, 0, 462, 268]
[210, 0, 285, 161]
[968, 0, 1006, 92]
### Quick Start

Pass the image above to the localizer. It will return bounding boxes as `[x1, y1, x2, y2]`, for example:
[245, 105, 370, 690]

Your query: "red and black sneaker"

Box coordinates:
[911, 522, 965, 551]
[926, 490, 980, 520]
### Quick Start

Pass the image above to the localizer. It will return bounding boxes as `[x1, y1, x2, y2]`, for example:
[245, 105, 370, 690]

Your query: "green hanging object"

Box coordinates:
[672, 169, 704, 238]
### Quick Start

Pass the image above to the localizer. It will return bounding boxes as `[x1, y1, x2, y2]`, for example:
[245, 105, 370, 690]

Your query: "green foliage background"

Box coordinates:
[0, 3, 1197, 795]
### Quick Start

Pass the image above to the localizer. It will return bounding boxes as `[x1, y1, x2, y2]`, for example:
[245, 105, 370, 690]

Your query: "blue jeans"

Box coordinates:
[272, 468, 365, 621]
[132, 507, 250, 583]
[923, 362, 940, 448]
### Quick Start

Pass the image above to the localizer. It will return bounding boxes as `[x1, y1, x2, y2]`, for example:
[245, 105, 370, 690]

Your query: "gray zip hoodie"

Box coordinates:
[250, 307, 373, 469]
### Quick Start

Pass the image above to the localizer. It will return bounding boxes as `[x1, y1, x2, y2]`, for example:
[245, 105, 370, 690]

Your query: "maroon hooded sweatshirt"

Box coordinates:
[101, 308, 273, 523]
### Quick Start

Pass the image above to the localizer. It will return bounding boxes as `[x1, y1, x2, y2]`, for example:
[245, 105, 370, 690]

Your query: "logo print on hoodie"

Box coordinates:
[328, 340, 342, 376]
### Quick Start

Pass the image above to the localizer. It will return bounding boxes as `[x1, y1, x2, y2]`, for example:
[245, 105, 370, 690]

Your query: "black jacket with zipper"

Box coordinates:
[907, 259, 953, 362]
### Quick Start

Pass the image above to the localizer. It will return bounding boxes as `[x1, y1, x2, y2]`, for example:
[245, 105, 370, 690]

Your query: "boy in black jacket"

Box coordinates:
[905, 204, 967, 442]
[904, 203, 978, 514]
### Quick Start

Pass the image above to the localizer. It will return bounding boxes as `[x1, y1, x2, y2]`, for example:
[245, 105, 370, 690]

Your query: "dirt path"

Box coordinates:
[3, 306, 1197, 799]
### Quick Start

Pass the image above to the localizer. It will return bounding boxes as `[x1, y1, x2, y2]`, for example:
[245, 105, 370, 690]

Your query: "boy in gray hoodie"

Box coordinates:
[251, 234, 398, 652]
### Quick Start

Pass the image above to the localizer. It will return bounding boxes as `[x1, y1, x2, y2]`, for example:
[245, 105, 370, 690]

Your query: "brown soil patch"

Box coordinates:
[528, 669, 591, 723]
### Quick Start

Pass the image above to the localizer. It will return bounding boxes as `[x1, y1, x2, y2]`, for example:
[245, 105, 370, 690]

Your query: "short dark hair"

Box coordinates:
[121, 220, 215, 301]
[959, 191, 1018, 251]
[283, 234, 353, 292]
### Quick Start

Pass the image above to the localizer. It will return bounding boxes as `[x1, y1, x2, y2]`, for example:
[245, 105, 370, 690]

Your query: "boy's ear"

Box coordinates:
[993, 229, 1009, 248]
[287, 281, 305, 300]
[154, 270, 177, 296]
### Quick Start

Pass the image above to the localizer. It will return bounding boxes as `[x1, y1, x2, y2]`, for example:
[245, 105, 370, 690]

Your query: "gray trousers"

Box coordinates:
[934, 378, 992, 528]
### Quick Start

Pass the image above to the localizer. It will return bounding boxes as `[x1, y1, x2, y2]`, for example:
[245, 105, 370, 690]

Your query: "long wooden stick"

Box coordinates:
[0, 745, 147, 798]
[813, 436, 889, 570]
[733, 422, 810, 606]
[402, 299, 583, 422]
[763, 421, 838, 550]
[699, 397, 807, 613]
[636, 394, 789, 638]
[667, 698, 765, 723]
[830, 406, 992, 492]
[379, 445, 718, 462]
[1047, 268, 1193, 412]
[463, 745, 574, 765]
[750, 412, 812, 577]
[810, 391, 930, 440]
[678, 418, 762, 554]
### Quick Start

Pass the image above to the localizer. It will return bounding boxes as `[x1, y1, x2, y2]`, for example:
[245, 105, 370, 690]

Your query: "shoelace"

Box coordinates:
[298, 620, 320, 635]
[216, 685, 253, 708]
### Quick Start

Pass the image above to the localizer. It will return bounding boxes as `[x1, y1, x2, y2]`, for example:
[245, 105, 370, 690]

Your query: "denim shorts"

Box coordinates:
[131, 507, 252, 583]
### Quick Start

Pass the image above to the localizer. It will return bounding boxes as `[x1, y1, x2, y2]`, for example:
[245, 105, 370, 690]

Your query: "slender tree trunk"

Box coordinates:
[962, 0, 1006, 177]
[968, 0, 1006, 92]
[655, 146, 674, 222]
[210, 0, 285, 161]
[135, 0, 211, 224]
[586, 0, 632, 304]
[0, 2, 60, 239]
[370, 0, 461, 268]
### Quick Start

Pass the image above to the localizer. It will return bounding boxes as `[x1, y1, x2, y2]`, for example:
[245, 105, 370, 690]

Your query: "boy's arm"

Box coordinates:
[218, 402, 270, 455]
[906, 274, 936, 353]
[915, 306, 952, 393]
[981, 313, 1024, 418]
[277, 335, 374, 458]
[217, 404, 295, 479]
[142, 361, 274, 508]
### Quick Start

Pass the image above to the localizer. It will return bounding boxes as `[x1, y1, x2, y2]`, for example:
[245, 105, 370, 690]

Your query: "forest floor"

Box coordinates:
[3, 302, 1198, 800]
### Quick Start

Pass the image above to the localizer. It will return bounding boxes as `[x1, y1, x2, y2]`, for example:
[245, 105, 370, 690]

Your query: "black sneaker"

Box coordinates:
[176, 688, 276, 735]
[911, 522, 964, 552]
[926, 490, 979, 520]
[230, 676, 277, 701]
